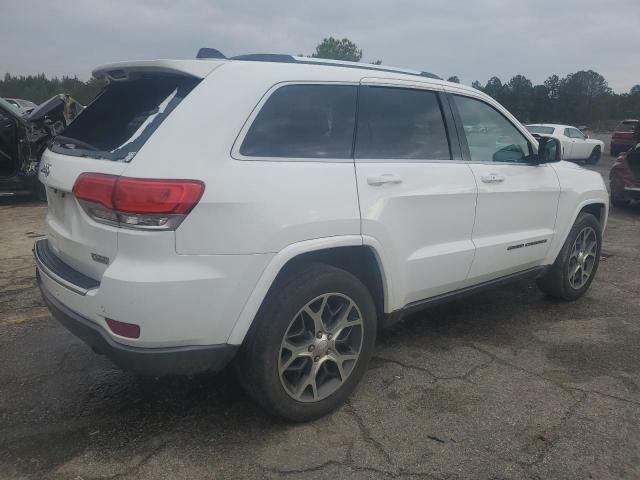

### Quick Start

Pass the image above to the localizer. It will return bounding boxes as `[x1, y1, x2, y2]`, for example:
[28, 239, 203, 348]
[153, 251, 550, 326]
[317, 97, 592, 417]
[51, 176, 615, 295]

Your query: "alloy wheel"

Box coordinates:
[568, 226, 598, 289]
[278, 293, 364, 402]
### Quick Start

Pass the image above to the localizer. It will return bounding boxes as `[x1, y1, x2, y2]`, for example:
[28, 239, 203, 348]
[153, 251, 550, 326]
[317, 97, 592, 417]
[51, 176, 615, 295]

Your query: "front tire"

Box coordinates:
[586, 146, 601, 165]
[537, 213, 602, 300]
[237, 263, 377, 422]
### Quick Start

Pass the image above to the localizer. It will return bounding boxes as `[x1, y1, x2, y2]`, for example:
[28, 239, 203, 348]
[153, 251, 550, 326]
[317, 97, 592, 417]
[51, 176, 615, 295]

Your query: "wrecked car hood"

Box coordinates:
[0, 97, 28, 126]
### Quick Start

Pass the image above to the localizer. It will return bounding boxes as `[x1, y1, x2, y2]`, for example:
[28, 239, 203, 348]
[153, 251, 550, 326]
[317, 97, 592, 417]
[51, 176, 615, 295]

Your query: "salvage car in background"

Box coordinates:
[526, 124, 604, 164]
[3, 98, 37, 116]
[0, 94, 82, 198]
[610, 119, 639, 156]
[610, 137, 640, 207]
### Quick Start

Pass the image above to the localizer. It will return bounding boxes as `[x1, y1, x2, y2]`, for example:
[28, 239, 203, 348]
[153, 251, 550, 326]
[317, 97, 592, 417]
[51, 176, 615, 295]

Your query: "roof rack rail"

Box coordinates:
[196, 49, 442, 80]
[231, 54, 296, 63]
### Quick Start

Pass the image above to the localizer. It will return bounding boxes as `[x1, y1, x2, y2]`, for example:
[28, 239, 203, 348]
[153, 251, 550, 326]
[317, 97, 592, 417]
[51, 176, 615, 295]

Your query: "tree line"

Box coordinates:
[2, 37, 638, 129]
[0, 73, 105, 106]
[469, 72, 640, 128]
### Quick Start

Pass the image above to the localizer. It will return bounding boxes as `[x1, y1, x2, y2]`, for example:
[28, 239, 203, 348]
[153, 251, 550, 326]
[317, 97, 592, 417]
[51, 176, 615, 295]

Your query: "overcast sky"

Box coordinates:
[2, 0, 639, 92]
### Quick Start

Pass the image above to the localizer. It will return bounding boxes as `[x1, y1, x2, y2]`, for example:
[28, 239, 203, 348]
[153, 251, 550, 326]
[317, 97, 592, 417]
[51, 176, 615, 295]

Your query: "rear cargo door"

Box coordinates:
[39, 150, 127, 280]
[39, 69, 205, 281]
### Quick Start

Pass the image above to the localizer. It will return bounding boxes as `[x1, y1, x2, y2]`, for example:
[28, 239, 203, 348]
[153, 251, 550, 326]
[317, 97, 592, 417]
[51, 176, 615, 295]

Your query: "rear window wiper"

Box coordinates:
[53, 135, 100, 152]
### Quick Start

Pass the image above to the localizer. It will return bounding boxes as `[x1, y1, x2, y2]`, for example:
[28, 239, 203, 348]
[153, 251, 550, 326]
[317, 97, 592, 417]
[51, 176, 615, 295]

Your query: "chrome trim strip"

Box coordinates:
[33, 240, 89, 296]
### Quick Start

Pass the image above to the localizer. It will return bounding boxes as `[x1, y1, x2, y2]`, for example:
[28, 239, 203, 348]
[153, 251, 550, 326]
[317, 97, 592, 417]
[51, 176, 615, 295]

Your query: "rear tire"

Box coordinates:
[236, 263, 377, 422]
[586, 147, 601, 165]
[537, 212, 602, 301]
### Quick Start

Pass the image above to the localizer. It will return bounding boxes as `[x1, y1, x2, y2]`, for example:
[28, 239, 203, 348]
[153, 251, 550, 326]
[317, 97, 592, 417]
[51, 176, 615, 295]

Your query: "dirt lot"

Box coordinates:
[1, 134, 639, 480]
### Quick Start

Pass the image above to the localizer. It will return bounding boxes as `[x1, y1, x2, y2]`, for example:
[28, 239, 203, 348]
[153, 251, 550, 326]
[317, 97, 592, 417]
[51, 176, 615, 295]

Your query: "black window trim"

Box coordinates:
[447, 92, 539, 165]
[233, 80, 463, 164]
[231, 80, 359, 163]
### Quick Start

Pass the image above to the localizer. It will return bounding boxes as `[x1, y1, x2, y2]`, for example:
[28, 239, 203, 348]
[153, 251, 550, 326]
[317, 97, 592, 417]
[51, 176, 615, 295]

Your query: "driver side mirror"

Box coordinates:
[535, 136, 561, 163]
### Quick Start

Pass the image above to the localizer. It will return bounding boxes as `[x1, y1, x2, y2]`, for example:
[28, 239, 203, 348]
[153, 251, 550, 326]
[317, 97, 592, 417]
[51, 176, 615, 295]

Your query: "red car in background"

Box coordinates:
[610, 119, 638, 156]
[610, 122, 640, 207]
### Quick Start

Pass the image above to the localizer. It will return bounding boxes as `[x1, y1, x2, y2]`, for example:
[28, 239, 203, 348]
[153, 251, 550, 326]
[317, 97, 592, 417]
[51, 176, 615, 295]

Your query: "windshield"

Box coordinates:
[616, 121, 638, 132]
[526, 125, 555, 135]
[51, 75, 200, 161]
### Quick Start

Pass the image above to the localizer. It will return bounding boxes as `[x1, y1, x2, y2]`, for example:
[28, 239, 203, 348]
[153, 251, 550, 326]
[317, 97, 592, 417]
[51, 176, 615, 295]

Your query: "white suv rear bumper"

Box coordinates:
[35, 239, 272, 351]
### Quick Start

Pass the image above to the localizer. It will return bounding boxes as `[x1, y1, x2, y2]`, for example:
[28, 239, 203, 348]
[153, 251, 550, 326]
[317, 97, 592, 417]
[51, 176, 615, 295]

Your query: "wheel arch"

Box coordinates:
[545, 198, 608, 266]
[226, 236, 391, 345]
[579, 202, 606, 224]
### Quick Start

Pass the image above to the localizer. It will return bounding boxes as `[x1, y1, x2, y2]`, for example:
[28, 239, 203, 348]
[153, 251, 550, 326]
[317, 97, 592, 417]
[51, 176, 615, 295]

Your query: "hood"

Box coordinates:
[25, 95, 66, 123]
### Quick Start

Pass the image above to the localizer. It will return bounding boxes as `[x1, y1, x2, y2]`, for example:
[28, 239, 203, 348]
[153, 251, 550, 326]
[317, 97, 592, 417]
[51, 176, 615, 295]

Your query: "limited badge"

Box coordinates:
[91, 253, 110, 265]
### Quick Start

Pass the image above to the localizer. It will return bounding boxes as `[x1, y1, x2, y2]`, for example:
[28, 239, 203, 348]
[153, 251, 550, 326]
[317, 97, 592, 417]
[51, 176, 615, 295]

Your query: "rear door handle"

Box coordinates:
[480, 173, 505, 184]
[367, 174, 403, 186]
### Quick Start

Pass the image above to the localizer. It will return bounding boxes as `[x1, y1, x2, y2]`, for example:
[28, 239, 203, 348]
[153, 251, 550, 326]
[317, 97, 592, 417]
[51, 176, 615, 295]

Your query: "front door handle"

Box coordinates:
[367, 174, 403, 186]
[480, 173, 505, 184]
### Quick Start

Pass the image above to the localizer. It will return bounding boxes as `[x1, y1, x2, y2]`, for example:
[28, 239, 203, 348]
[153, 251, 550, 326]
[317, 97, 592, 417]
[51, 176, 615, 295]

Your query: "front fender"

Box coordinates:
[544, 162, 609, 265]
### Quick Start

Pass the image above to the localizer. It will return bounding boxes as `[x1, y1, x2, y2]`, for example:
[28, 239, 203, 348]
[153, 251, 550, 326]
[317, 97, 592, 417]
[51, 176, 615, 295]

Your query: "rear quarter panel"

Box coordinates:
[120, 62, 362, 255]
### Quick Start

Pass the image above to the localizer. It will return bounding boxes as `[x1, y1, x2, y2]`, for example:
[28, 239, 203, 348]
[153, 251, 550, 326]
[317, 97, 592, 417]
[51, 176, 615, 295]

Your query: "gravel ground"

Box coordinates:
[1, 134, 639, 480]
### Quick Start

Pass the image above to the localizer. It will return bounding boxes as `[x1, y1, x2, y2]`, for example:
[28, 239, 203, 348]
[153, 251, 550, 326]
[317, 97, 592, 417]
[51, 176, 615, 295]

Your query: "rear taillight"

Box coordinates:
[72, 173, 204, 230]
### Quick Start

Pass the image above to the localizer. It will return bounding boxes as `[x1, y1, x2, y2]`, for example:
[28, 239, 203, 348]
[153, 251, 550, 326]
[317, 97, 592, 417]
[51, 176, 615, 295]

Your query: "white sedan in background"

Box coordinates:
[526, 123, 604, 164]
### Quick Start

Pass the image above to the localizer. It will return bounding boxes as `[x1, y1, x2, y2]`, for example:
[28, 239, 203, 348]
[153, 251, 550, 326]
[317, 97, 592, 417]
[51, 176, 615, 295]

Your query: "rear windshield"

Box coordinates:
[526, 125, 555, 135]
[616, 121, 638, 132]
[51, 75, 200, 161]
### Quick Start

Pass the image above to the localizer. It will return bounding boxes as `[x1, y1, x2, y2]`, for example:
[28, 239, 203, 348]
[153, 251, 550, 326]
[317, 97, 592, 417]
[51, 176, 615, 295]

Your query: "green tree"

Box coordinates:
[447, 76, 460, 83]
[312, 37, 362, 62]
[504, 74, 533, 122]
[543, 75, 561, 120]
[557, 70, 612, 124]
[483, 76, 506, 104]
[543, 75, 560, 99]
[0, 73, 105, 105]
[530, 85, 551, 123]
[471, 80, 483, 91]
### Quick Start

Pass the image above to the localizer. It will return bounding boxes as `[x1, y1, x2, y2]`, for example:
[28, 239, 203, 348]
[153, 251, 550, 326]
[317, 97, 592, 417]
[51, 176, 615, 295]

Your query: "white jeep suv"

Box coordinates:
[35, 53, 608, 421]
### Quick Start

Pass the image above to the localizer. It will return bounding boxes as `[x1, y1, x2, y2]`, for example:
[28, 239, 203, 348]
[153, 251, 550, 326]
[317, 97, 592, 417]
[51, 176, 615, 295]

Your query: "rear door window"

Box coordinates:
[526, 125, 555, 135]
[355, 86, 451, 160]
[51, 75, 200, 161]
[239, 84, 357, 159]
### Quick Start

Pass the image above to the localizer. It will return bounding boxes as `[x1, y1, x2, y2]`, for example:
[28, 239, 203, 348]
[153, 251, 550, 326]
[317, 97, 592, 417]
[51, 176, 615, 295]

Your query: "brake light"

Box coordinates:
[72, 174, 116, 210]
[72, 173, 204, 230]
